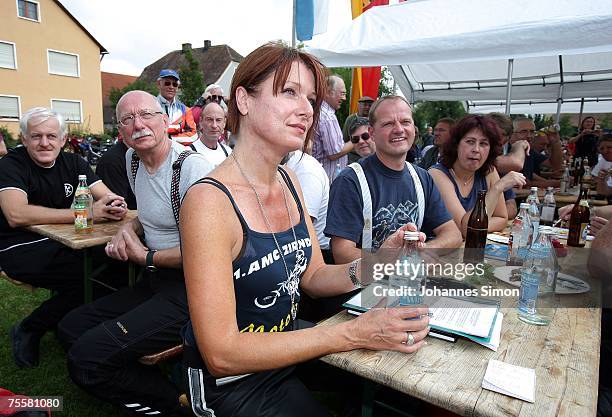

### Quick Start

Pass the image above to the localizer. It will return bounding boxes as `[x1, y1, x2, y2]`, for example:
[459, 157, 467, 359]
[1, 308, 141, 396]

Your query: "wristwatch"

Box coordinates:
[145, 250, 158, 272]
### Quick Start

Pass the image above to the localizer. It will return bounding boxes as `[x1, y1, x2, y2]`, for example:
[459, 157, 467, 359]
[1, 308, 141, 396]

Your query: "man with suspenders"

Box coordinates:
[325, 96, 462, 264]
[189, 102, 232, 167]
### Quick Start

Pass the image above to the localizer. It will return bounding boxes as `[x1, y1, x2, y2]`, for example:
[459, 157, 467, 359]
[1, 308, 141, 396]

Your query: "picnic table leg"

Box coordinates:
[83, 247, 93, 303]
[361, 379, 376, 417]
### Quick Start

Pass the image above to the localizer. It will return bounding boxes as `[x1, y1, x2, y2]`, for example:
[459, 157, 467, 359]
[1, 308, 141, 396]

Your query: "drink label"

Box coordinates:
[74, 209, 88, 230]
[579, 223, 588, 245]
[519, 270, 539, 315]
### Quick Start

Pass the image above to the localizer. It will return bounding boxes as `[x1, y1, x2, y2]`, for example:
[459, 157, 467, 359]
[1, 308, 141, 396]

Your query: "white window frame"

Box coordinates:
[47, 49, 80, 78]
[16, 0, 40, 23]
[0, 94, 22, 122]
[50, 99, 82, 124]
[0, 41, 18, 70]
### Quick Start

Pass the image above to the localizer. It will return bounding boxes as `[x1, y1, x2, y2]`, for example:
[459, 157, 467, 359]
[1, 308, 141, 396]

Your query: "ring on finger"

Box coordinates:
[406, 332, 415, 346]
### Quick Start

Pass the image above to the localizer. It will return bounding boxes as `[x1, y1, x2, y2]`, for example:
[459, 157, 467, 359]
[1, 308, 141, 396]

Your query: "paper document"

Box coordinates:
[482, 359, 535, 403]
[429, 297, 498, 338]
[474, 312, 503, 351]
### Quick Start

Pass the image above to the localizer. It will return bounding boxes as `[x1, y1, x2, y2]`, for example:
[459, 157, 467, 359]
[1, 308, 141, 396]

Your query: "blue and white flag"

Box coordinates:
[295, 0, 330, 41]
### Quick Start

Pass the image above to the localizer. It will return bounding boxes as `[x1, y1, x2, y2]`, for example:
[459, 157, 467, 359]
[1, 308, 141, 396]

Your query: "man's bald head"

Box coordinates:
[116, 90, 162, 120]
[199, 102, 226, 145]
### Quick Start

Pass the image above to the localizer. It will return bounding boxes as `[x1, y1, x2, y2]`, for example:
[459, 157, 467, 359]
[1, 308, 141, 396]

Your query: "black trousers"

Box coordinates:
[183, 321, 361, 417]
[0, 239, 83, 334]
[57, 270, 189, 417]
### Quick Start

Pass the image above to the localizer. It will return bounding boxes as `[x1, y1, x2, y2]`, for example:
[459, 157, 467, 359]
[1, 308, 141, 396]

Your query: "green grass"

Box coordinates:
[0, 279, 115, 416]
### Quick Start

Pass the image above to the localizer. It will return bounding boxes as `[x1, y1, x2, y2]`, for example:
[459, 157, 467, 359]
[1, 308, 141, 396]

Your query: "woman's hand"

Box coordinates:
[494, 171, 526, 193]
[348, 305, 430, 353]
[558, 204, 574, 220]
[590, 216, 609, 236]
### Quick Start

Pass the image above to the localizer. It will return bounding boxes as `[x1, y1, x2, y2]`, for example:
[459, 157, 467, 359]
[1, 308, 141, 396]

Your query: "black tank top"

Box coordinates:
[183, 167, 312, 348]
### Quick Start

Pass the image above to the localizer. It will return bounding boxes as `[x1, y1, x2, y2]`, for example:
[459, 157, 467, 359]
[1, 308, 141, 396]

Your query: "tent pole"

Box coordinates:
[578, 98, 585, 126]
[504, 59, 514, 115]
[291, 0, 297, 48]
[555, 55, 564, 124]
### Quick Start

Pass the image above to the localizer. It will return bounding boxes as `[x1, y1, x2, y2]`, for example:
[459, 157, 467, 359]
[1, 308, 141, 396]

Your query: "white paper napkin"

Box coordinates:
[482, 359, 535, 402]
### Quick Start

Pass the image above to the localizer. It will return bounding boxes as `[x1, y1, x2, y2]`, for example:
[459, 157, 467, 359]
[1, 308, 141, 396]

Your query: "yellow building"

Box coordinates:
[0, 0, 107, 138]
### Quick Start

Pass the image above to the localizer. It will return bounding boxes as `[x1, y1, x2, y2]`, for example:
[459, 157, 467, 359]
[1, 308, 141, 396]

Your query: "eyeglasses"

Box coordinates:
[206, 95, 224, 103]
[518, 129, 536, 136]
[350, 132, 370, 143]
[163, 80, 179, 88]
[118, 110, 163, 127]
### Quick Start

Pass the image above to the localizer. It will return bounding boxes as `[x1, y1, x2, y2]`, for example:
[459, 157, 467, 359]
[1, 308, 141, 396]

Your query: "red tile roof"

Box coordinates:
[101, 72, 138, 106]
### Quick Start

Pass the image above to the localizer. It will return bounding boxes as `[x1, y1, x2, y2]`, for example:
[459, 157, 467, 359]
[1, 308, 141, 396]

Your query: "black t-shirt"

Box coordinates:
[521, 149, 548, 180]
[0, 147, 99, 250]
[575, 133, 599, 166]
[95, 141, 137, 210]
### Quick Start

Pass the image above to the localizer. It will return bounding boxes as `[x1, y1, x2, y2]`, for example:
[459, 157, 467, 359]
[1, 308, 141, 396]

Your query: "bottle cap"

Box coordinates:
[530, 186, 538, 191]
[78, 174, 87, 180]
[403, 231, 420, 241]
[519, 203, 530, 209]
[546, 186, 554, 191]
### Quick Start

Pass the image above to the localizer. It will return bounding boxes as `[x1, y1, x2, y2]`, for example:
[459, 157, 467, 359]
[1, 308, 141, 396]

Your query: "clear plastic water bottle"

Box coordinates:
[332, 163, 342, 183]
[507, 203, 532, 266]
[560, 163, 570, 193]
[518, 226, 558, 325]
[526, 187, 540, 243]
[73, 175, 93, 233]
[539, 187, 556, 227]
[388, 231, 425, 306]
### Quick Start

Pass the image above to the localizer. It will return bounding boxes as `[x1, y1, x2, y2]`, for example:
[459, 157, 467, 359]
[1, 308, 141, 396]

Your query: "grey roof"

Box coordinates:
[138, 44, 243, 86]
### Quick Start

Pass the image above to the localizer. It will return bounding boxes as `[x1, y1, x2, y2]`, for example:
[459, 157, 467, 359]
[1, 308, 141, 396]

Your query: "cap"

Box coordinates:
[403, 231, 420, 241]
[158, 69, 180, 81]
[358, 96, 374, 103]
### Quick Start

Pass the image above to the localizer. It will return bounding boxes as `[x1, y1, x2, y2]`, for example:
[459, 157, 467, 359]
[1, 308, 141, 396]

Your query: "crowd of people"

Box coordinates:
[0, 42, 611, 417]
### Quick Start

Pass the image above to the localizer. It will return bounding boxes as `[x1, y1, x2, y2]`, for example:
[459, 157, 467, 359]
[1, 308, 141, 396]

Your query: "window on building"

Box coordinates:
[51, 99, 81, 123]
[0, 96, 20, 120]
[0, 42, 17, 69]
[48, 50, 79, 77]
[17, 0, 39, 21]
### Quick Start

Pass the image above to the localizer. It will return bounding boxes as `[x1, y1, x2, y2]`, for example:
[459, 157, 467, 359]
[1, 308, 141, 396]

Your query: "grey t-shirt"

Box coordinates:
[126, 141, 214, 250]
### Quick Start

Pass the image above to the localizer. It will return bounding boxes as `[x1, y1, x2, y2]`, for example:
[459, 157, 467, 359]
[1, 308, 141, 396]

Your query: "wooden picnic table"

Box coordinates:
[514, 187, 608, 206]
[317, 236, 600, 417]
[27, 210, 137, 301]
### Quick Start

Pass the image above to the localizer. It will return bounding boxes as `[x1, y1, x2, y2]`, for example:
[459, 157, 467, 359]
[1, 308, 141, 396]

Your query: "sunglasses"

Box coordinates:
[350, 132, 370, 143]
[163, 80, 179, 87]
[206, 95, 224, 103]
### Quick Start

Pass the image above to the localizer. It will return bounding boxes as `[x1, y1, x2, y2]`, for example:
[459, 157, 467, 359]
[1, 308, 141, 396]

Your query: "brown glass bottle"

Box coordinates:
[464, 190, 488, 264]
[567, 186, 590, 247]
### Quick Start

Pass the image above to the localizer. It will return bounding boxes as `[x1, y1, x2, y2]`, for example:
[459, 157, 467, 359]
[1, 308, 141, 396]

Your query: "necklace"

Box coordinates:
[232, 153, 300, 321]
[449, 167, 475, 187]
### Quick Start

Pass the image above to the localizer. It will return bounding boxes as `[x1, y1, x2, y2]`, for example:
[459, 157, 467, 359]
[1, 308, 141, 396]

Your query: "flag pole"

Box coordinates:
[292, 0, 297, 47]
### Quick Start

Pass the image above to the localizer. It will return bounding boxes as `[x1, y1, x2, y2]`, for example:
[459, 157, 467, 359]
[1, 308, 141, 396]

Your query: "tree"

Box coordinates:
[108, 79, 158, 113]
[412, 101, 467, 133]
[378, 66, 395, 97]
[178, 48, 205, 107]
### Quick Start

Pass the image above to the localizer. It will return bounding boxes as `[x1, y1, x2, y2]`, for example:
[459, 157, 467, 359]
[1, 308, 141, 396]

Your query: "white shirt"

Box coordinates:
[286, 151, 330, 250]
[592, 154, 612, 177]
[190, 140, 232, 167]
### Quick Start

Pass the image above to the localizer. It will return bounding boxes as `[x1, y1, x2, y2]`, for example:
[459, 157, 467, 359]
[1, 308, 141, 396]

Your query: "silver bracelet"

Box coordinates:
[348, 258, 364, 289]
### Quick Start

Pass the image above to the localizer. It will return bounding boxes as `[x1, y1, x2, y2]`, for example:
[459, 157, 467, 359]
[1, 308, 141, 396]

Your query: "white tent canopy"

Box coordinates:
[305, 0, 612, 114]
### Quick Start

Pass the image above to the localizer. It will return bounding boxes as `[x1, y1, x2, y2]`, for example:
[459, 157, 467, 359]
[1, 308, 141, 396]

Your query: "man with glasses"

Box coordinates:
[342, 95, 375, 142]
[0, 107, 127, 368]
[156, 69, 198, 146]
[312, 75, 353, 181]
[347, 117, 375, 163]
[512, 118, 560, 188]
[58, 91, 213, 417]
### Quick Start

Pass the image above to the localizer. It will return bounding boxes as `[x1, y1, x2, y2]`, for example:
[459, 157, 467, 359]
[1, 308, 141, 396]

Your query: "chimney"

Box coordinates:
[204, 40, 212, 50]
[182, 43, 192, 53]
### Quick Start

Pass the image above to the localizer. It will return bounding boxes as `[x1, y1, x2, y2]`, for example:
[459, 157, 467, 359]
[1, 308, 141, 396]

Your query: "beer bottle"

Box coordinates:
[464, 190, 488, 264]
[540, 187, 556, 227]
[567, 186, 590, 247]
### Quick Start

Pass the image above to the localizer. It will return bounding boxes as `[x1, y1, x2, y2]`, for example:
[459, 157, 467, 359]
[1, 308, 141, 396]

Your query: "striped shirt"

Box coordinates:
[312, 101, 346, 181]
